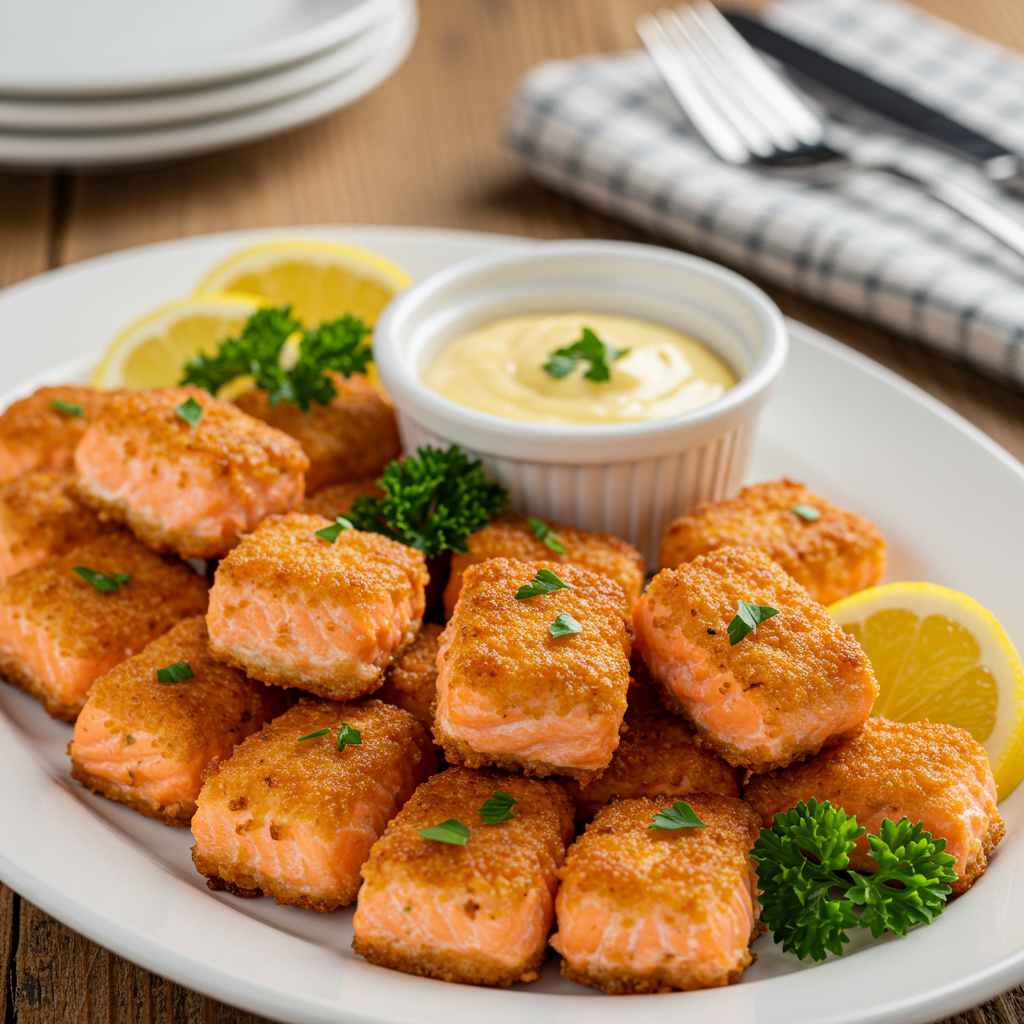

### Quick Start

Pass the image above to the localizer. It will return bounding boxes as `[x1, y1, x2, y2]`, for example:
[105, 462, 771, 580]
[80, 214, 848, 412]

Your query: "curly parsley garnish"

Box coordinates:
[727, 600, 779, 645]
[49, 398, 84, 417]
[751, 799, 957, 963]
[73, 567, 131, 592]
[315, 515, 354, 543]
[515, 568, 572, 600]
[349, 446, 507, 558]
[527, 516, 566, 553]
[791, 504, 821, 522]
[549, 612, 582, 637]
[543, 327, 629, 383]
[478, 790, 517, 824]
[181, 305, 372, 412]
[418, 819, 472, 846]
[156, 662, 194, 683]
[649, 800, 707, 830]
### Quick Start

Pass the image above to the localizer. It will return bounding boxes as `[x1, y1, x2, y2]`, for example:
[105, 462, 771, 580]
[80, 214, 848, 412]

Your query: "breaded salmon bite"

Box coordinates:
[560, 683, 739, 822]
[443, 512, 646, 618]
[236, 372, 400, 494]
[435, 558, 632, 783]
[634, 546, 878, 773]
[352, 766, 574, 987]
[551, 793, 763, 993]
[68, 616, 288, 826]
[74, 386, 309, 560]
[206, 513, 427, 699]
[0, 468, 109, 578]
[376, 622, 443, 729]
[659, 479, 887, 605]
[744, 717, 1004, 895]
[299, 477, 383, 518]
[0, 531, 209, 721]
[0, 385, 115, 483]
[191, 697, 434, 912]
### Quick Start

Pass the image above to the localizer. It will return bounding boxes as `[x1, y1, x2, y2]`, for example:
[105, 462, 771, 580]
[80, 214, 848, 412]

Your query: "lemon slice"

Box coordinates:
[195, 238, 411, 326]
[830, 582, 1024, 798]
[93, 292, 266, 390]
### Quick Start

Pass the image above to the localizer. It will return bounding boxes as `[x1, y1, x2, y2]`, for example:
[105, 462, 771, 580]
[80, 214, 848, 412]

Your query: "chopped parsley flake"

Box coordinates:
[72, 566, 131, 592]
[727, 600, 779, 645]
[296, 728, 331, 742]
[49, 398, 84, 417]
[156, 662, 194, 683]
[549, 612, 582, 638]
[175, 396, 204, 427]
[527, 517, 566, 553]
[315, 515, 354, 542]
[478, 790, 517, 824]
[418, 819, 471, 846]
[791, 504, 821, 522]
[515, 568, 573, 600]
[649, 801, 708, 830]
[336, 723, 361, 751]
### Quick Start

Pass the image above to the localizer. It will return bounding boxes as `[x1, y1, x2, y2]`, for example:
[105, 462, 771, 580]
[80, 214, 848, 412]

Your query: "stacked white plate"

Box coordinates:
[0, 0, 417, 169]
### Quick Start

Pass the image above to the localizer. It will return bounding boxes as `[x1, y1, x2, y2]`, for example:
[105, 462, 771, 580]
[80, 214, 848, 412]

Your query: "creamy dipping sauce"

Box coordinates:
[423, 312, 737, 425]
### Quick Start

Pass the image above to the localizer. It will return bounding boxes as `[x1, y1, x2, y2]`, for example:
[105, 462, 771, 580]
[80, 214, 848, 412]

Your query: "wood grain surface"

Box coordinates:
[2, 1, 1023, 1021]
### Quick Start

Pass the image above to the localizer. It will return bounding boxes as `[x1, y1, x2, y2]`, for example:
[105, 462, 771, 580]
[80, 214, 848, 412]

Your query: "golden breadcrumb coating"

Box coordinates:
[0, 531, 209, 720]
[74, 386, 308, 559]
[300, 477, 383, 518]
[744, 717, 1004, 895]
[434, 558, 632, 783]
[0, 385, 117, 483]
[206, 513, 427, 697]
[634, 546, 878, 773]
[659, 479, 887, 605]
[236, 372, 400, 493]
[551, 794, 763, 993]
[191, 697, 435, 912]
[353, 766, 574, 987]
[561, 683, 739, 821]
[377, 623, 443, 729]
[0, 468, 110, 577]
[68, 616, 289, 825]
[443, 512, 646, 618]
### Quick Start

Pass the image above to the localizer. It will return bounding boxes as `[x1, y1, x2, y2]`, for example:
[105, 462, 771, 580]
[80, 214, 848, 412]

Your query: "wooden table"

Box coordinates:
[1, 1, 1023, 1020]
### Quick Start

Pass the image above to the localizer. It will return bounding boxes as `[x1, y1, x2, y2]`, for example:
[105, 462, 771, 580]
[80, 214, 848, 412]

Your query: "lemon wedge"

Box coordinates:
[194, 238, 411, 326]
[830, 581, 1024, 798]
[92, 292, 266, 390]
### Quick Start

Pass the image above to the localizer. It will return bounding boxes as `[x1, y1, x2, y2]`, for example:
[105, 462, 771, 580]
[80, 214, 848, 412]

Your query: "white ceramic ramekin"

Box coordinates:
[373, 240, 788, 566]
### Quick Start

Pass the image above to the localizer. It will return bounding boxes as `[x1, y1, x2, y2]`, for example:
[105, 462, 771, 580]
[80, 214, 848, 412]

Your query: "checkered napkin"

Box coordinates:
[504, 0, 1024, 388]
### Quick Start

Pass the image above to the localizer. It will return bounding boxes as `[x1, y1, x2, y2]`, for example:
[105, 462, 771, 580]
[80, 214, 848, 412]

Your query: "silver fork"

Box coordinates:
[637, 2, 1024, 263]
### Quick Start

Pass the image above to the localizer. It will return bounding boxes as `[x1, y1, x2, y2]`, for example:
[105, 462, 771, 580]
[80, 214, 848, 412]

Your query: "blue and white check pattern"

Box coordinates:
[504, 0, 1024, 388]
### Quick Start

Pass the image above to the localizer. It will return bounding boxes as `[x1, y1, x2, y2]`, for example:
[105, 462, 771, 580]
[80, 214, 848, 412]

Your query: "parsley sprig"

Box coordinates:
[349, 446, 507, 558]
[752, 799, 957, 963]
[543, 327, 629, 383]
[180, 306, 372, 412]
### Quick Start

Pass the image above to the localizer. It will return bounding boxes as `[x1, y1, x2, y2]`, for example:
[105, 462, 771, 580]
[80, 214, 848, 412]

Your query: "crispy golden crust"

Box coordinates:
[560, 683, 739, 821]
[659, 479, 887, 606]
[0, 532, 210, 720]
[0, 468, 109, 577]
[74, 386, 309, 559]
[353, 767, 574, 987]
[191, 698, 435, 911]
[744, 717, 1004, 894]
[236, 373, 400, 493]
[377, 623, 442, 728]
[206, 513, 427, 696]
[300, 478, 383, 518]
[635, 546, 877, 772]
[551, 794, 763, 993]
[443, 512, 646, 618]
[434, 558, 633, 782]
[68, 616, 289, 825]
[0, 386, 116, 483]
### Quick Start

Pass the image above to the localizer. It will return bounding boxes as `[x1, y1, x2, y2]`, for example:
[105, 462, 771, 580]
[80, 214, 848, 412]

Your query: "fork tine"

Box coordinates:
[690, 1, 824, 146]
[661, 8, 777, 159]
[677, 4, 801, 151]
[636, 11, 749, 164]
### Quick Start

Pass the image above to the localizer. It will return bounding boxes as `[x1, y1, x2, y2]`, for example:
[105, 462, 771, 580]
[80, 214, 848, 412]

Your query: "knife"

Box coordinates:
[723, 11, 1024, 197]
